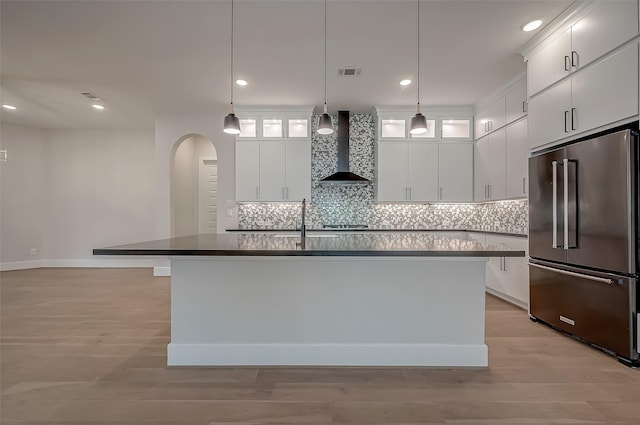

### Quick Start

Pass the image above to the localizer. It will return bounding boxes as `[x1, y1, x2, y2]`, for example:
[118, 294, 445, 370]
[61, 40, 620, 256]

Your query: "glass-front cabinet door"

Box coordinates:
[380, 118, 407, 139]
[440, 117, 472, 140]
[238, 117, 258, 139]
[262, 118, 284, 139]
[287, 118, 310, 139]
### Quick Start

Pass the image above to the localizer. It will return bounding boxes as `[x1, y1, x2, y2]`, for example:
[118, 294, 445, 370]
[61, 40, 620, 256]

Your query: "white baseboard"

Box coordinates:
[0, 260, 43, 271]
[486, 287, 528, 310]
[1, 258, 156, 271]
[167, 343, 488, 367]
[154, 266, 171, 277]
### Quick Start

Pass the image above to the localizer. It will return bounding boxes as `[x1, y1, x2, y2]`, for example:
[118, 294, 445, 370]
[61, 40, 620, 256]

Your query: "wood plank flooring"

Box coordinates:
[1, 267, 638, 424]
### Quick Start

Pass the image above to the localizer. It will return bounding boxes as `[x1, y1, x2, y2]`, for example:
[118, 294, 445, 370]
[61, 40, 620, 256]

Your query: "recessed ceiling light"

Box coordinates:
[522, 19, 542, 32]
[92, 104, 105, 110]
[2, 104, 17, 110]
[236, 79, 248, 86]
[400, 79, 412, 86]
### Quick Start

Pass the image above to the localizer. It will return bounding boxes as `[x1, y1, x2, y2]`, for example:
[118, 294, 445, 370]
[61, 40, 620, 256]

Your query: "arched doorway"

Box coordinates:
[170, 134, 217, 237]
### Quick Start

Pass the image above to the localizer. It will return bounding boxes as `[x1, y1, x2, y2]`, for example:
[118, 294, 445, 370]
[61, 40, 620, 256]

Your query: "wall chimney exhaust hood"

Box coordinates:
[319, 110, 371, 186]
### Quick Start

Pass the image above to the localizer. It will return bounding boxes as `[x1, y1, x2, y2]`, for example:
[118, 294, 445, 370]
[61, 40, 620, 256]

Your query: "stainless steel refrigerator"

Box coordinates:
[529, 126, 639, 366]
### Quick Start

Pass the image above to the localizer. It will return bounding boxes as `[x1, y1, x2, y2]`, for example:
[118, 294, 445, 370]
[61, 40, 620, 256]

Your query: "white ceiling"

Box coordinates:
[0, 0, 572, 130]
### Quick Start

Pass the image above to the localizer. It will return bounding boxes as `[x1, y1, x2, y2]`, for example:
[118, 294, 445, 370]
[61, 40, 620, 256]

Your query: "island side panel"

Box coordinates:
[168, 256, 488, 366]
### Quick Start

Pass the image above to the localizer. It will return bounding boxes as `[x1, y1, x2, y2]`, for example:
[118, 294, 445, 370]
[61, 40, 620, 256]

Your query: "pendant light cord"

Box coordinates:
[323, 0, 327, 112]
[416, 0, 420, 113]
[230, 0, 235, 113]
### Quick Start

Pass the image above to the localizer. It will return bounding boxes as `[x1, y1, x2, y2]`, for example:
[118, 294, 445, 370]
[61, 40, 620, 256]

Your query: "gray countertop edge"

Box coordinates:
[93, 248, 525, 257]
[225, 228, 528, 238]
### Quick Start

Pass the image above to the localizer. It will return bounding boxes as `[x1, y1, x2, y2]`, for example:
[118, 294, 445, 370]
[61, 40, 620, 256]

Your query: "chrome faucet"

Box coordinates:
[301, 198, 306, 238]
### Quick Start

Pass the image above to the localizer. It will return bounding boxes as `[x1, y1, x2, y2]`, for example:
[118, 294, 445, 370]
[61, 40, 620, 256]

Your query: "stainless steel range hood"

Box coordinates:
[319, 110, 371, 186]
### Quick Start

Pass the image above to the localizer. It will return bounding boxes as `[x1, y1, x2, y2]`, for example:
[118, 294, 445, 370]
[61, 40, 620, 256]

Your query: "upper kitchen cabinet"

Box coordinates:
[474, 128, 506, 201]
[474, 77, 526, 140]
[374, 106, 473, 141]
[236, 140, 311, 202]
[438, 143, 473, 202]
[527, 0, 639, 97]
[376, 142, 472, 202]
[505, 79, 528, 125]
[235, 107, 313, 202]
[376, 142, 439, 202]
[505, 118, 529, 199]
[235, 106, 313, 140]
[528, 41, 639, 149]
[475, 98, 505, 140]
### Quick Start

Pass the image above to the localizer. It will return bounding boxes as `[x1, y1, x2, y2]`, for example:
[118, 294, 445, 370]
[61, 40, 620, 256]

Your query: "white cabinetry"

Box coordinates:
[474, 129, 506, 201]
[235, 142, 261, 201]
[236, 141, 311, 202]
[475, 98, 506, 139]
[377, 143, 438, 201]
[505, 80, 528, 124]
[235, 107, 313, 202]
[527, 0, 639, 97]
[438, 144, 473, 202]
[505, 118, 529, 199]
[475, 78, 526, 141]
[485, 234, 529, 309]
[529, 42, 639, 149]
[377, 142, 473, 202]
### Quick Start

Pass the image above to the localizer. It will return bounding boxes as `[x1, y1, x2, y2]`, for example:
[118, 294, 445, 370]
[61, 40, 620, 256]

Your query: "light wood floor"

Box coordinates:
[1, 268, 638, 424]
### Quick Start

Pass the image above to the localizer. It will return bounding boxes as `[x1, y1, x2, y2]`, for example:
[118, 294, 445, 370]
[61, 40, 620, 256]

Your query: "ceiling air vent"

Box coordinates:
[81, 92, 104, 101]
[338, 67, 362, 77]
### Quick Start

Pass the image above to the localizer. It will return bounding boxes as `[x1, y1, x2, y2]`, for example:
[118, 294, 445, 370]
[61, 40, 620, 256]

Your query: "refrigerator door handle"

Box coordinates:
[563, 158, 569, 249]
[528, 263, 614, 285]
[552, 160, 559, 248]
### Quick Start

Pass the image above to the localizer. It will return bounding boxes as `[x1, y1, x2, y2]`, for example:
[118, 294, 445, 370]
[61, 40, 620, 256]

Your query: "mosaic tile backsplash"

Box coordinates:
[238, 113, 528, 235]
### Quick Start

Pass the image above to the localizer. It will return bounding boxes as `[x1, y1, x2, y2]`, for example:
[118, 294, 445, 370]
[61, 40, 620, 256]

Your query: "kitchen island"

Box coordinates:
[94, 232, 524, 367]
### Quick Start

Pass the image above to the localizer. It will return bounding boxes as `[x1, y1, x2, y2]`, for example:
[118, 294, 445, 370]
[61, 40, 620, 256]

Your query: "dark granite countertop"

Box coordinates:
[94, 232, 525, 257]
[225, 228, 528, 238]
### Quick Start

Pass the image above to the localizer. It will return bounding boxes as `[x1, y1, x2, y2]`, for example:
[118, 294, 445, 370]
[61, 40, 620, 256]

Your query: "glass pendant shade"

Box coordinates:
[317, 112, 334, 135]
[223, 113, 241, 134]
[409, 112, 428, 134]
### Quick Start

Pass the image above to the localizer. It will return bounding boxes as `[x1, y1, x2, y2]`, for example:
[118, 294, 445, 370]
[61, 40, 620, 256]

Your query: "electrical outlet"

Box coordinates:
[30, 248, 37, 255]
[0, 149, 7, 162]
[227, 207, 234, 217]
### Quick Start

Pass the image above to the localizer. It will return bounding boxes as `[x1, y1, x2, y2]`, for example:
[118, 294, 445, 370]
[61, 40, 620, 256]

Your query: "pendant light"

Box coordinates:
[409, 0, 427, 135]
[317, 0, 334, 135]
[223, 0, 241, 135]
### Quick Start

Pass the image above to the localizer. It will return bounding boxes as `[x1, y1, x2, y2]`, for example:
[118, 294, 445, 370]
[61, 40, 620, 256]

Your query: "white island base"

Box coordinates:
[168, 256, 489, 367]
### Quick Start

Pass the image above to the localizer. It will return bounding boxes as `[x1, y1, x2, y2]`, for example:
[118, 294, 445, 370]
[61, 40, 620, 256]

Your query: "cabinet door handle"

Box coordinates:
[409, 187, 412, 200]
[571, 107, 577, 131]
[286, 187, 289, 199]
[564, 110, 569, 133]
[484, 122, 488, 133]
[488, 184, 491, 199]
[571, 50, 578, 68]
[522, 101, 527, 113]
[488, 120, 493, 131]
[564, 55, 571, 71]
[522, 177, 527, 194]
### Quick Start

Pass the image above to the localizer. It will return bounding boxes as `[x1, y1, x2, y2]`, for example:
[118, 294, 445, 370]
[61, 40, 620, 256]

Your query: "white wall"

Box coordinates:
[0, 124, 46, 268]
[42, 129, 156, 264]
